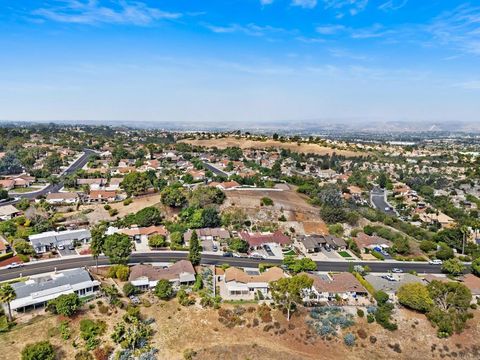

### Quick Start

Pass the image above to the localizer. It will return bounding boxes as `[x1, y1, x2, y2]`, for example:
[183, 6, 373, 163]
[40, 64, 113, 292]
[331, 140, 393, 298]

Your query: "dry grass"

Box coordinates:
[2, 298, 480, 360]
[180, 137, 367, 158]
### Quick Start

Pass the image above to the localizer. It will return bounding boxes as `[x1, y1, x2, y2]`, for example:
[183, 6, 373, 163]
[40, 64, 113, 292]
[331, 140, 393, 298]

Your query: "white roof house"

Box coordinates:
[29, 229, 91, 254]
[10, 268, 100, 312]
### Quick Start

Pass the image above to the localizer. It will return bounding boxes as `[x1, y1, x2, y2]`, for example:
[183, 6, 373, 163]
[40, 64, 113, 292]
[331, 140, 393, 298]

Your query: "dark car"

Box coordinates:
[222, 252, 233, 257]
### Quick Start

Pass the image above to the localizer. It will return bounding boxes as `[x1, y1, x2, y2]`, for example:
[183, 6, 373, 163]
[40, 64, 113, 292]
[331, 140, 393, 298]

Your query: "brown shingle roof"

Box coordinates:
[307, 272, 367, 294]
[224, 266, 285, 284]
[129, 260, 195, 282]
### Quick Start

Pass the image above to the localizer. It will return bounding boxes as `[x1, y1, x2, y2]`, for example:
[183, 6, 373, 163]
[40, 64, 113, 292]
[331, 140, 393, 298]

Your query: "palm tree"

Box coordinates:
[0, 283, 16, 321]
[90, 223, 106, 273]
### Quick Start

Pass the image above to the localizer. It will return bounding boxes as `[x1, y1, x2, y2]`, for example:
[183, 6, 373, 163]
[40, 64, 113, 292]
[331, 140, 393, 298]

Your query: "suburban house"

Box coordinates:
[186, 169, 205, 181]
[303, 272, 368, 304]
[128, 260, 196, 290]
[29, 229, 91, 254]
[297, 234, 347, 254]
[0, 204, 22, 220]
[117, 225, 168, 241]
[459, 274, 480, 302]
[239, 231, 291, 249]
[353, 232, 392, 253]
[106, 178, 123, 191]
[184, 228, 230, 243]
[419, 212, 455, 229]
[220, 266, 285, 300]
[87, 190, 117, 203]
[0, 235, 10, 255]
[76, 178, 106, 190]
[46, 192, 80, 204]
[9, 268, 100, 313]
[0, 179, 15, 190]
[209, 181, 240, 191]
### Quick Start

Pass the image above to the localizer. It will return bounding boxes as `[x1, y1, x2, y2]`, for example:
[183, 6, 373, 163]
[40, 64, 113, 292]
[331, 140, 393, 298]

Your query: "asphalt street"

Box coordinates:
[6, 149, 97, 202]
[370, 187, 396, 216]
[0, 252, 446, 282]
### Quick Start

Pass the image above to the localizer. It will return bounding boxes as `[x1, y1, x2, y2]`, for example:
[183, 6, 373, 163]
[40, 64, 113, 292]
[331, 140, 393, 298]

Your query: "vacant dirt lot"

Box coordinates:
[180, 137, 366, 157]
[2, 297, 479, 360]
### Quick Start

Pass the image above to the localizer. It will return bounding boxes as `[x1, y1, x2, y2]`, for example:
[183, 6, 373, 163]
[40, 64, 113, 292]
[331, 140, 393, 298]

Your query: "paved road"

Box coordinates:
[370, 187, 396, 216]
[6, 149, 97, 202]
[201, 161, 229, 177]
[0, 252, 446, 282]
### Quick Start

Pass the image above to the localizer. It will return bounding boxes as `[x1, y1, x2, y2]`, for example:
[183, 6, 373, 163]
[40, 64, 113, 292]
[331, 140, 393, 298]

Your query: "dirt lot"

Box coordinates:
[2, 297, 479, 360]
[180, 137, 366, 158]
[222, 188, 328, 234]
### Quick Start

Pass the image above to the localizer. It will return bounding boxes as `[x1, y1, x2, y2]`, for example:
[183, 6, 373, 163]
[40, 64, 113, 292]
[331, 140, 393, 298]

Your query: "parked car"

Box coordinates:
[222, 252, 233, 257]
[68, 244, 75, 250]
[6, 262, 23, 269]
[250, 253, 266, 259]
[212, 244, 218, 252]
[383, 274, 396, 282]
[429, 259, 443, 265]
[391, 268, 403, 273]
[57, 244, 65, 250]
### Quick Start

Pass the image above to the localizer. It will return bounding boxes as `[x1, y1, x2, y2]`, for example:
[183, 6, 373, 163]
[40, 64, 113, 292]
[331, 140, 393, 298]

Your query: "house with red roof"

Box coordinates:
[238, 231, 291, 249]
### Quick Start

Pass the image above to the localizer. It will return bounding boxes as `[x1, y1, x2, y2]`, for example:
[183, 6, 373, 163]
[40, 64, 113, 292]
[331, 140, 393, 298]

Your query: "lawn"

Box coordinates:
[338, 251, 353, 258]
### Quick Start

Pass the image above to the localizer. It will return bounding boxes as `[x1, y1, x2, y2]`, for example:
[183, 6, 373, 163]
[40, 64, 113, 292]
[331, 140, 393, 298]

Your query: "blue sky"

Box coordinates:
[1, 0, 479, 123]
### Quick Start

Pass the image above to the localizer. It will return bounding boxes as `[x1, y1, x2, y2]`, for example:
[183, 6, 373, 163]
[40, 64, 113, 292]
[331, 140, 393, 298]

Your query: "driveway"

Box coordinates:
[58, 248, 77, 257]
[370, 188, 396, 216]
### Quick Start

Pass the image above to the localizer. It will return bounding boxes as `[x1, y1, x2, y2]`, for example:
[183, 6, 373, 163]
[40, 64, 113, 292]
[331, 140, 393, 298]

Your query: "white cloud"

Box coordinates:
[33, 0, 181, 25]
[291, 0, 317, 9]
[316, 24, 346, 34]
[378, 0, 408, 12]
[205, 23, 289, 37]
[323, 0, 369, 16]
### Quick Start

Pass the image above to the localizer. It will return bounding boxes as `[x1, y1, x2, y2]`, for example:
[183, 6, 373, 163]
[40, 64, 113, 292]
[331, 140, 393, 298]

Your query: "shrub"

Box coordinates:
[367, 314, 375, 323]
[108, 208, 118, 217]
[260, 197, 273, 206]
[122, 282, 137, 297]
[59, 321, 71, 340]
[103, 204, 111, 211]
[397, 283, 433, 312]
[123, 198, 133, 206]
[356, 309, 364, 318]
[108, 265, 130, 281]
[21, 341, 55, 360]
[343, 333, 356, 347]
[154, 279, 173, 300]
[371, 250, 385, 261]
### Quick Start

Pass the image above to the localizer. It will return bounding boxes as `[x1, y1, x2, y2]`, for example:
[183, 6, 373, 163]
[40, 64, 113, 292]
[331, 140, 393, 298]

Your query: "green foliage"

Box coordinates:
[148, 234, 167, 248]
[14, 239, 35, 255]
[154, 279, 174, 300]
[122, 282, 137, 297]
[107, 264, 130, 281]
[371, 250, 385, 261]
[120, 172, 153, 196]
[188, 186, 225, 207]
[177, 288, 195, 306]
[319, 205, 347, 224]
[59, 320, 71, 340]
[397, 283, 433, 312]
[103, 233, 132, 264]
[472, 258, 480, 277]
[436, 243, 454, 260]
[328, 223, 344, 237]
[21, 341, 56, 360]
[270, 274, 314, 321]
[79, 319, 106, 350]
[441, 258, 465, 276]
[161, 184, 187, 208]
[260, 197, 273, 206]
[221, 208, 247, 230]
[16, 198, 31, 211]
[282, 256, 317, 274]
[374, 291, 389, 305]
[47, 293, 80, 317]
[227, 238, 249, 253]
[134, 206, 162, 227]
[420, 240, 437, 253]
[188, 230, 201, 266]
[353, 272, 375, 295]
[427, 281, 472, 337]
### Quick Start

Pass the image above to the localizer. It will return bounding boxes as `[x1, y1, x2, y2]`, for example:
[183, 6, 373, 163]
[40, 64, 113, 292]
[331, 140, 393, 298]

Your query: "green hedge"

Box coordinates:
[371, 251, 385, 261]
[0, 252, 14, 262]
[353, 272, 376, 295]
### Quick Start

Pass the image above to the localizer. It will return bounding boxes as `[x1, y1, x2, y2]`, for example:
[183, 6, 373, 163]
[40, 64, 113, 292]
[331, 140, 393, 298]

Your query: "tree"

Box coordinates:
[420, 240, 437, 253]
[0, 283, 16, 321]
[392, 237, 410, 255]
[102, 285, 120, 304]
[397, 283, 433, 312]
[21, 341, 55, 360]
[48, 293, 80, 317]
[427, 280, 472, 337]
[148, 234, 167, 248]
[270, 274, 313, 321]
[154, 279, 174, 300]
[436, 243, 454, 260]
[120, 172, 152, 196]
[13, 239, 35, 256]
[90, 223, 107, 272]
[188, 230, 201, 266]
[472, 257, 480, 277]
[134, 206, 162, 227]
[161, 184, 187, 208]
[201, 207, 220, 228]
[44, 152, 63, 173]
[103, 233, 132, 264]
[0, 152, 23, 175]
[441, 258, 465, 276]
[377, 172, 388, 189]
[123, 282, 137, 297]
[228, 238, 249, 253]
[282, 256, 317, 274]
[319, 205, 347, 224]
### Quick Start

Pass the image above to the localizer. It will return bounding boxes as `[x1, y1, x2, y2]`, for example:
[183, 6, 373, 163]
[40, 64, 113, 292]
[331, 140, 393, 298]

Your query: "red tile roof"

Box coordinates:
[239, 231, 291, 247]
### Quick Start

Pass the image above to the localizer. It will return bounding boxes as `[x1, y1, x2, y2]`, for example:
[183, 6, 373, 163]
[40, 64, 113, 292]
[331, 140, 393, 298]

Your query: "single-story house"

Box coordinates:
[353, 232, 392, 253]
[0, 179, 15, 190]
[209, 181, 240, 190]
[9, 268, 100, 313]
[0, 235, 9, 255]
[0, 204, 22, 220]
[106, 178, 123, 191]
[297, 234, 347, 253]
[459, 274, 480, 301]
[304, 272, 368, 304]
[129, 260, 196, 290]
[76, 178, 107, 190]
[88, 190, 117, 203]
[46, 192, 80, 204]
[221, 266, 285, 300]
[29, 228, 91, 254]
[184, 228, 230, 242]
[118, 225, 168, 241]
[239, 231, 291, 249]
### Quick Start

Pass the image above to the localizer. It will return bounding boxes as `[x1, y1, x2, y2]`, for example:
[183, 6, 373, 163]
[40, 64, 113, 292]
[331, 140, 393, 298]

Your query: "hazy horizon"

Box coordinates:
[1, 1, 479, 123]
